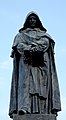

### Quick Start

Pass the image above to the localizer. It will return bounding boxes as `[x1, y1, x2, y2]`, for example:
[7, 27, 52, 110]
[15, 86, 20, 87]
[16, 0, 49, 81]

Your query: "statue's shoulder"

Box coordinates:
[44, 32, 52, 38]
[12, 33, 22, 48]
[38, 29, 55, 44]
[14, 32, 22, 39]
[13, 32, 25, 44]
[44, 32, 55, 44]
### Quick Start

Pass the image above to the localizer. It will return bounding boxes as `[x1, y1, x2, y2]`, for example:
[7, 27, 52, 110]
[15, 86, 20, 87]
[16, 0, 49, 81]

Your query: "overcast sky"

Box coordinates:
[0, 0, 66, 120]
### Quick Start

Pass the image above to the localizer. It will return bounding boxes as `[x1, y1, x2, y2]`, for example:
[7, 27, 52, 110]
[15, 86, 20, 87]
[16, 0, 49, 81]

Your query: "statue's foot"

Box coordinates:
[19, 109, 26, 115]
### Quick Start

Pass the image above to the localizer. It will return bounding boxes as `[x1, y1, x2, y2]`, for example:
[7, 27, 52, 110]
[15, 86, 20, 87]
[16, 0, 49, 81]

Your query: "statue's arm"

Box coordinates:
[29, 37, 49, 52]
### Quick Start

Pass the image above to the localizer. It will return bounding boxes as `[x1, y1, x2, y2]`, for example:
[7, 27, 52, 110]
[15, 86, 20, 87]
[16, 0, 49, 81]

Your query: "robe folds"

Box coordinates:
[9, 28, 61, 118]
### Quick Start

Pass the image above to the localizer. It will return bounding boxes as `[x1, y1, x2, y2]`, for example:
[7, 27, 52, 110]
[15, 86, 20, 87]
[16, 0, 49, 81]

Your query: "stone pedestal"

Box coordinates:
[13, 114, 56, 120]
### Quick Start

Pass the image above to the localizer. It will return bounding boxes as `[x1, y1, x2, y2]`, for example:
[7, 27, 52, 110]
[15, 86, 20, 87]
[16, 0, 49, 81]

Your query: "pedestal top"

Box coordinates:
[13, 114, 56, 120]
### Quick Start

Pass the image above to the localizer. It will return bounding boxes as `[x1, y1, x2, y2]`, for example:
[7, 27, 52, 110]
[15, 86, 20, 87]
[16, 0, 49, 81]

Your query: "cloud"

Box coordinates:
[0, 58, 12, 70]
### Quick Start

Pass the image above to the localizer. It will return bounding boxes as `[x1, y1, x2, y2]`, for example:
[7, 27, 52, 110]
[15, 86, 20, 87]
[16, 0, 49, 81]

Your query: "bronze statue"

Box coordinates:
[9, 12, 61, 119]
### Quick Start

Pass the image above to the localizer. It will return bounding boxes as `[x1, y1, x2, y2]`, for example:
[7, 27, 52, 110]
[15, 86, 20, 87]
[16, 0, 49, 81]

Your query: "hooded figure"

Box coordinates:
[9, 12, 61, 118]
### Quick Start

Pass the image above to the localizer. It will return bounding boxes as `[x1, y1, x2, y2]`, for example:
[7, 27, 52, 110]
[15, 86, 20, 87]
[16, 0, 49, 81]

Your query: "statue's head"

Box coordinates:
[19, 11, 47, 32]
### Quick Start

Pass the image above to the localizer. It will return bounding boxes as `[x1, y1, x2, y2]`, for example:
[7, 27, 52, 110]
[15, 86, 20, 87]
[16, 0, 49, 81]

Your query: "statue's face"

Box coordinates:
[29, 15, 37, 28]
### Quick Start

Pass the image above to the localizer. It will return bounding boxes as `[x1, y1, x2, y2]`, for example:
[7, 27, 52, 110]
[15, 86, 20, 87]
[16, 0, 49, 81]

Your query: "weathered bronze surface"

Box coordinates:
[9, 12, 61, 119]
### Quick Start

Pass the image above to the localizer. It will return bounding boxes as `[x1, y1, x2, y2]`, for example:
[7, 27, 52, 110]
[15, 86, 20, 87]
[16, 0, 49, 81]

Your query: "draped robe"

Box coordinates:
[9, 28, 61, 118]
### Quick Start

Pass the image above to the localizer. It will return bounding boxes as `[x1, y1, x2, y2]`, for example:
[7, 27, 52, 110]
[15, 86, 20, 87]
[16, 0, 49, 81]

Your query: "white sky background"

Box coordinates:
[0, 0, 66, 120]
